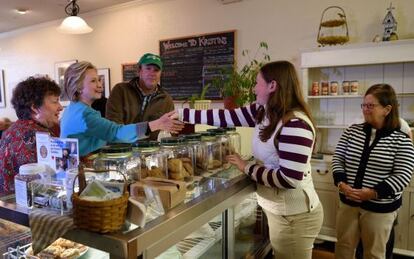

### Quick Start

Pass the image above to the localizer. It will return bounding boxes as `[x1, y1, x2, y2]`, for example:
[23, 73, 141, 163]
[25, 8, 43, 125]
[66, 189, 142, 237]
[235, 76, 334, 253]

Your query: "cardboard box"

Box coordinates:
[130, 177, 187, 210]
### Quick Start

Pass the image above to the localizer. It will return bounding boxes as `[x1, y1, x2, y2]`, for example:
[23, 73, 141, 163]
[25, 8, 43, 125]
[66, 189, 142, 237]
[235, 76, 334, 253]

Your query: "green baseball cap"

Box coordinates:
[138, 53, 163, 69]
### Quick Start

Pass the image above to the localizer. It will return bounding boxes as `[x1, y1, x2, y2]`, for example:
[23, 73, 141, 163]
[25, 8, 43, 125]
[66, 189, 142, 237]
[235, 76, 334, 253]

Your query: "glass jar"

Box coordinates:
[14, 163, 42, 207]
[321, 81, 329, 95]
[342, 81, 350, 95]
[351, 80, 359, 95]
[330, 81, 338, 96]
[132, 141, 168, 180]
[222, 127, 241, 155]
[311, 81, 320, 96]
[160, 137, 194, 181]
[182, 134, 205, 176]
[93, 144, 140, 182]
[199, 131, 222, 170]
[207, 128, 231, 167]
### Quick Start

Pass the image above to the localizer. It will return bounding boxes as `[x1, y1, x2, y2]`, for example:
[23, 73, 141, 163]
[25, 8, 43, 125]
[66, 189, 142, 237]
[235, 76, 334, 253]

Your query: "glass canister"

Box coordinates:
[93, 144, 140, 182]
[160, 137, 194, 181]
[321, 81, 329, 95]
[199, 131, 222, 170]
[330, 81, 338, 96]
[132, 141, 168, 180]
[222, 127, 241, 155]
[342, 81, 350, 95]
[14, 163, 42, 207]
[207, 128, 231, 167]
[182, 134, 205, 176]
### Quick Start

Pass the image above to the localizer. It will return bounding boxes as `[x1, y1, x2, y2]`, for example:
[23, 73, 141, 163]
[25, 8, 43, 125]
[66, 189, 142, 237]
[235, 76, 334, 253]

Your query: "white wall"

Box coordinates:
[1, 0, 414, 120]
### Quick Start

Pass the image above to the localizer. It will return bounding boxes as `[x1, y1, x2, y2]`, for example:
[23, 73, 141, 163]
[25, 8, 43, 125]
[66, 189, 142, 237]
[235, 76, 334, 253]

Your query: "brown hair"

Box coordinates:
[365, 84, 400, 130]
[256, 61, 314, 142]
[64, 61, 96, 101]
[11, 77, 61, 120]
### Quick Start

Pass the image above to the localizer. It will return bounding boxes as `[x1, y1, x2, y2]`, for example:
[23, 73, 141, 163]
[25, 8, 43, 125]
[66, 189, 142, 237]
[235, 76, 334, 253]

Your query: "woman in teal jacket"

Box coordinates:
[60, 61, 183, 156]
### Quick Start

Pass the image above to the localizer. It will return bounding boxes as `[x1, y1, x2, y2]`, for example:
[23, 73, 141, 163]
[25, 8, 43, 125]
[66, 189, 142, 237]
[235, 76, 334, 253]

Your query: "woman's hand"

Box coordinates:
[346, 188, 377, 202]
[149, 111, 184, 134]
[226, 154, 248, 172]
[339, 182, 377, 202]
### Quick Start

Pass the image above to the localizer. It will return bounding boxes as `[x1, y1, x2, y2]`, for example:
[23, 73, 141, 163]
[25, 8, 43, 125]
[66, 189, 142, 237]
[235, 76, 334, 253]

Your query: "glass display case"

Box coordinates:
[0, 166, 268, 259]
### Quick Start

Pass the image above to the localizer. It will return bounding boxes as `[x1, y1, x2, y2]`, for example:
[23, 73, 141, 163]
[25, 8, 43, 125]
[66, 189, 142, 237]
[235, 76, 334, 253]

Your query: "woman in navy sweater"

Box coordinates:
[332, 84, 414, 259]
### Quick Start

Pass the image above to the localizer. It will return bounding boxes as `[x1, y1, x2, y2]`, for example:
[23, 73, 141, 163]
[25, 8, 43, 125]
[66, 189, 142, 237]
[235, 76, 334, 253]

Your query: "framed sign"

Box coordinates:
[55, 59, 77, 106]
[159, 30, 235, 100]
[97, 68, 111, 98]
[121, 63, 138, 82]
[0, 70, 5, 107]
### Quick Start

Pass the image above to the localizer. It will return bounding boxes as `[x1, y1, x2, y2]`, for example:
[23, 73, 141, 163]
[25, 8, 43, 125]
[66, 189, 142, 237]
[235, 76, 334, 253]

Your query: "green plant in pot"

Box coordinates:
[188, 83, 212, 109]
[212, 42, 270, 108]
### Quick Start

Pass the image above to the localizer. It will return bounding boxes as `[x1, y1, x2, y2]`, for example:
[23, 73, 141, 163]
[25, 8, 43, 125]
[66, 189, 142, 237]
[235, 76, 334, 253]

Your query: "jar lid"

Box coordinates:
[222, 127, 236, 132]
[19, 163, 44, 175]
[132, 140, 160, 148]
[207, 128, 226, 135]
[160, 137, 184, 145]
[100, 143, 132, 153]
[199, 131, 216, 137]
[183, 133, 201, 141]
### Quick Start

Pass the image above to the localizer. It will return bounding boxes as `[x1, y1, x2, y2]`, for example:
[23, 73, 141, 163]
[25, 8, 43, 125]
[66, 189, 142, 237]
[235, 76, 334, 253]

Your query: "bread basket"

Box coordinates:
[71, 167, 129, 233]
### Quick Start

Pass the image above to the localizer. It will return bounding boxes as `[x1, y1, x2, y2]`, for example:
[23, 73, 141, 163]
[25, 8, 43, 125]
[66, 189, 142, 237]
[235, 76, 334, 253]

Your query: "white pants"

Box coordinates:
[264, 203, 323, 259]
[335, 201, 397, 259]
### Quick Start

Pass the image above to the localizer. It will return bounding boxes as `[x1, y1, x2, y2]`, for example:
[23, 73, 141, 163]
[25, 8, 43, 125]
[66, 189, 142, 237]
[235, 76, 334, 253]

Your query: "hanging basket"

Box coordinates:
[317, 6, 349, 46]
[71, 167, 129, 233]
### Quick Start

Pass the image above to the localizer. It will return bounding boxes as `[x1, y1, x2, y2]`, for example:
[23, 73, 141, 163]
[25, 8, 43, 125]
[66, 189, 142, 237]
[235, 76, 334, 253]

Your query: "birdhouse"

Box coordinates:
[382, 3, 397, 41]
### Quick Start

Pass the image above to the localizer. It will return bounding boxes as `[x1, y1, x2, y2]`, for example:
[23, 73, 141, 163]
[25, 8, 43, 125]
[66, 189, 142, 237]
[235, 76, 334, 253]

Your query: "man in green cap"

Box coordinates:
[106, 53, 175, 140]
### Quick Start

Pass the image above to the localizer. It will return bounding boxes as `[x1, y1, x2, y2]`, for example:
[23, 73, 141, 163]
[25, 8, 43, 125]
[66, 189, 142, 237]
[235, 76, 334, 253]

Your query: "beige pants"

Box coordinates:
[335, 201, 397, 259]
[264, 204, 323, 259]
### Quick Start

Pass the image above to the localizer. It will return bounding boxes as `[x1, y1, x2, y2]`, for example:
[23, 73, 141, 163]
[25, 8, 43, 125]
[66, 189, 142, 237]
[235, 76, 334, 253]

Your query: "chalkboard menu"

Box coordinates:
[122, 63, 138, 82]
[159, 31, 235, 100]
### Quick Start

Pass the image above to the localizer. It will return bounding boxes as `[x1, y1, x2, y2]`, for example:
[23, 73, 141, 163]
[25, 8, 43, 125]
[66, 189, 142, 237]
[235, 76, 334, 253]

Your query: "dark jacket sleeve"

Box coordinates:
[106, 83, 126, 124]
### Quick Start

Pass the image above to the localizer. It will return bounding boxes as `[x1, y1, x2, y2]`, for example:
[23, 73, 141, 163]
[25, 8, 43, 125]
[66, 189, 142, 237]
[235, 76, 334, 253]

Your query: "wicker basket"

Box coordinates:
[71, 168, 129, 233]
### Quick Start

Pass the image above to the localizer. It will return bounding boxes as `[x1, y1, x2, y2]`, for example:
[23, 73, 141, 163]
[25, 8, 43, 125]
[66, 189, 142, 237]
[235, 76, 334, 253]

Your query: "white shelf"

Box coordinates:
[308, 95, 362, 99]
[307, 92, 414, 100]
[316, 125, 348, 129]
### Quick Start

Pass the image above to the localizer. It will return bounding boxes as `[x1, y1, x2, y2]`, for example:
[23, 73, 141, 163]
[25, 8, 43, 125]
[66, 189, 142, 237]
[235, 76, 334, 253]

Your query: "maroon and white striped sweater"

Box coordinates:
[180, 104, 314, 190]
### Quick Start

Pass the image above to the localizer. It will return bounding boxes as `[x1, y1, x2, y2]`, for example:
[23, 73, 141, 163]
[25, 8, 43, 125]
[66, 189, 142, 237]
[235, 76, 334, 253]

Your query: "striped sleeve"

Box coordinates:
[245, 118, 314, 189]
[331, 126, 353, 186]
[178, 103, 259, 127]
[374, 137, 414, 197]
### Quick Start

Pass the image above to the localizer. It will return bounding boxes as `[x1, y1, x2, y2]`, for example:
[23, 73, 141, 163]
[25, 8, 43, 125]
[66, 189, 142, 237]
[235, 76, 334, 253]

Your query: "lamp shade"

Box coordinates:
[57, 16, 93, 34]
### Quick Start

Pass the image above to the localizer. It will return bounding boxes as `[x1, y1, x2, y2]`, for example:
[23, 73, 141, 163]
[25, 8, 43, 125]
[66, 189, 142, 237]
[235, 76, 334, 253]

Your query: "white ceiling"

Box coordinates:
[0, 0, 135, 33]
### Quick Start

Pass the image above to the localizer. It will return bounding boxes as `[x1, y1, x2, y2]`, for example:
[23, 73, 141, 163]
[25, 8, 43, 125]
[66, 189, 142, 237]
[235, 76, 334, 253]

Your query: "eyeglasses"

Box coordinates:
[360, 103, 381, 109]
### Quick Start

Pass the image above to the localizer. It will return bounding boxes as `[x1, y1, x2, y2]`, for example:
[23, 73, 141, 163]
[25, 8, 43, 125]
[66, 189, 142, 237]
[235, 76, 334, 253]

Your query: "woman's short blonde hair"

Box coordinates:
[64, 61, 97, 101]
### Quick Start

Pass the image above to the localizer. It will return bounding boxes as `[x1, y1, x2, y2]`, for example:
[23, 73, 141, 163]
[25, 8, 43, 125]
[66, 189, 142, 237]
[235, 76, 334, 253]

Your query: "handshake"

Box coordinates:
[148, 110, 185, 134]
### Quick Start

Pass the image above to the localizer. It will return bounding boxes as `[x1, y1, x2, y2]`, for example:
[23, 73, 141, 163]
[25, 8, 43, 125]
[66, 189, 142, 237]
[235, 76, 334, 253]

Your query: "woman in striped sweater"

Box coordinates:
[180, 61, 323, 259]
[332, 84, 414, 259]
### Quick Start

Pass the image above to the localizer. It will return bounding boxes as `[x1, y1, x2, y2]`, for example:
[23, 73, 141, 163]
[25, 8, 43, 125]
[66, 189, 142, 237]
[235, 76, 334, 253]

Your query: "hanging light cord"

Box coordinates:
[65, 0, 80, 16]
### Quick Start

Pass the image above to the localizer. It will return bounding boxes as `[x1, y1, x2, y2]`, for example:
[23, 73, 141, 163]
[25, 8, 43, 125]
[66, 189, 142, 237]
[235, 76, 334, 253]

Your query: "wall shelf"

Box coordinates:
[316, 125, 348, 129]
[308, 95, 362, 99]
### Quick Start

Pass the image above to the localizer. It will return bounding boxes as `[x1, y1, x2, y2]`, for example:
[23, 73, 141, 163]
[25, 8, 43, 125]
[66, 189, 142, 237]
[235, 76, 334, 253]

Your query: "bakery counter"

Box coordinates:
[0, 170, 256, 259]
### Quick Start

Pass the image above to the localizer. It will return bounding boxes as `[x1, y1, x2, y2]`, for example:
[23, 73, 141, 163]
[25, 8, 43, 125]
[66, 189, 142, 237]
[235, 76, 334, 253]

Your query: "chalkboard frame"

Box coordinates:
[159, 30, 236, 100]
[121, 62, 138, 82]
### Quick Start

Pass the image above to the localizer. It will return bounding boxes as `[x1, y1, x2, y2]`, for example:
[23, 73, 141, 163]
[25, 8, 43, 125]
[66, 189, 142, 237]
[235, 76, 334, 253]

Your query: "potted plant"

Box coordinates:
[188, 83, 212, 109]
[212, 42, 270, 108]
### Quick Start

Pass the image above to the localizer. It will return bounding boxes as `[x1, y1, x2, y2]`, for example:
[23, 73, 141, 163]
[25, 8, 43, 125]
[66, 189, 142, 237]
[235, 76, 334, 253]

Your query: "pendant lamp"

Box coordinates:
[57, 0, 93, 34]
